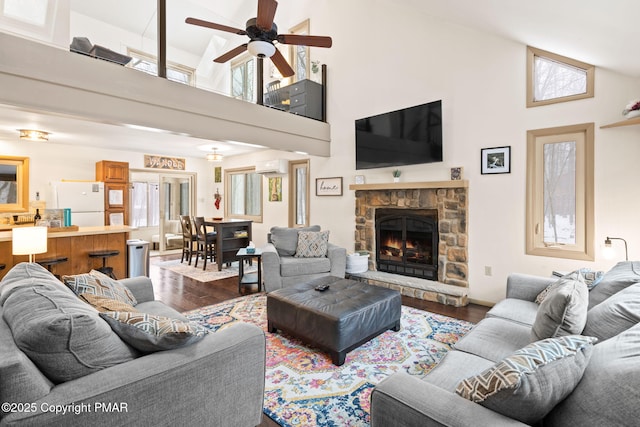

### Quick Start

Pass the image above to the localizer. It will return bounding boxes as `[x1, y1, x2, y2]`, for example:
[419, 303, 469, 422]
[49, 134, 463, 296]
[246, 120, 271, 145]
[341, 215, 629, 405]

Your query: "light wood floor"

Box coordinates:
[148, 253, 490, 427]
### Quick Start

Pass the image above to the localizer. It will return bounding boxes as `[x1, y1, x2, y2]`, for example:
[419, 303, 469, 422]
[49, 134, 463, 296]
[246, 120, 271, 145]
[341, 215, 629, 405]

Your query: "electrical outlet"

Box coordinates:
[484, 266, 492, 276]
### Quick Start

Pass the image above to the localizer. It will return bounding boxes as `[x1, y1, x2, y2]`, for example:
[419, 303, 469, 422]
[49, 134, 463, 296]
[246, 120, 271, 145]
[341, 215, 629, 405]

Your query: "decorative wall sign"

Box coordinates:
[268, 177, 282, 201]
[481, 146, 511, 175]
[214, 166, 222, 183]
[144, 155, 186, 170]
[316, 177, 343, 196]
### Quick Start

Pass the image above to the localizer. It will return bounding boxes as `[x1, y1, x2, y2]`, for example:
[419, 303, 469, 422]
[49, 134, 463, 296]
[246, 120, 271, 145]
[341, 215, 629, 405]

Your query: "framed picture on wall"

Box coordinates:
[214, 166, 222, 183]
[268, 177, 282, 201]
[481, 146, 511, 174]
[316, 177, 343, 196]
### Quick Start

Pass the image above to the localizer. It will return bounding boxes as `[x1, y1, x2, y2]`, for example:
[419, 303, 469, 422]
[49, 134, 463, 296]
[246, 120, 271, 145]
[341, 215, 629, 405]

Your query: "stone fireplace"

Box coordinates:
[353, 181, 469, 291]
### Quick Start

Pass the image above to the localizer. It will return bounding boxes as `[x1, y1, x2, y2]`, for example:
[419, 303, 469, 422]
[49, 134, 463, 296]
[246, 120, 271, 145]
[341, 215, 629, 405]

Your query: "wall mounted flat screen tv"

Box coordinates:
[355, 100, 442, 170]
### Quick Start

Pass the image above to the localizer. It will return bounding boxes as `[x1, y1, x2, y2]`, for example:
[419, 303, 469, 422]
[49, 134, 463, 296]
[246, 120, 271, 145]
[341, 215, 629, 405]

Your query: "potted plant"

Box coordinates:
[393, 169, 401, 182]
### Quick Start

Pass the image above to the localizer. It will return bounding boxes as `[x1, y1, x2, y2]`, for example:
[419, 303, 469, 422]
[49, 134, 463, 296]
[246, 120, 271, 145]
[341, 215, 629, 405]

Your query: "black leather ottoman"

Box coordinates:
[267, 276, 402, 365]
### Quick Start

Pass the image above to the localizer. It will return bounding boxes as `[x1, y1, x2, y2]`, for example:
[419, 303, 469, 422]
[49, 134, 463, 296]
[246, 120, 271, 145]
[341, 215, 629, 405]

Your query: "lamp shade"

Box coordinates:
[12, 226, 48, 261]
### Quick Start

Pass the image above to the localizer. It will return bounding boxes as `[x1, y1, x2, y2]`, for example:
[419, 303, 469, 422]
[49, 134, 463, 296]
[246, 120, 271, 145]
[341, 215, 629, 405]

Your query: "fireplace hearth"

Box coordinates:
[376, 208, 438, 280]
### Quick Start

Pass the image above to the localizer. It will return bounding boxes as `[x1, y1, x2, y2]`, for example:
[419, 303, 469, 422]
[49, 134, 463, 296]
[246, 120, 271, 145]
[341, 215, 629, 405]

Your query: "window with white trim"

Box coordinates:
[225, 167, 262, 222]
[526, 123, 594, 260]
[526, 46, 594, 108]
[231, 55, 255, 102]
[127, 48, 195, 86]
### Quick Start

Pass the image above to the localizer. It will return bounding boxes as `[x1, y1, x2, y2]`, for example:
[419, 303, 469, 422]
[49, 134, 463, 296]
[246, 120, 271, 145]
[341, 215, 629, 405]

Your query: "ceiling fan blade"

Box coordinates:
[271, 49, 294, 77]
[256, 0, 278, 31]
[214, 44, 248, 63]
[185, 17, 247, 35]
[277, 34, 332, 48]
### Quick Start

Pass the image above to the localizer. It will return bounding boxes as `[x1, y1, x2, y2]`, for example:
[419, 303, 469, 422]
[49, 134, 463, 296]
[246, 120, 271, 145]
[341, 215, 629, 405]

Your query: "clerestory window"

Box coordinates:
[526, 46, 594, 108]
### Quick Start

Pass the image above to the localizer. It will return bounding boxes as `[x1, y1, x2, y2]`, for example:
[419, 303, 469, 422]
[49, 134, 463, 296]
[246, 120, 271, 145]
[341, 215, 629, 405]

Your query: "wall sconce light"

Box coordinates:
[19, 129, 49, 141]
[206, 148, 223, 162]
[12, 226, 48, 263]
[603, 236, 628, 261]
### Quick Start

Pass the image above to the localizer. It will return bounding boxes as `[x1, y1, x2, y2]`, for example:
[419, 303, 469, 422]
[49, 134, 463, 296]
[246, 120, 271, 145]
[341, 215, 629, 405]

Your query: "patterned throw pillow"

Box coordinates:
[456, 335, 597, 424]
[80, 293, 138, 313]
[295, 230, 330, 258]
[62, 270, 137, 306]
[100, 312, 209, 352]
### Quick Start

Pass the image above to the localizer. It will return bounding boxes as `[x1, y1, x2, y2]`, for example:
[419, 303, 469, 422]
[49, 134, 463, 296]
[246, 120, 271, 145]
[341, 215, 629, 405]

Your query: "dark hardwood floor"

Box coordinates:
[149, 253, 490, 427]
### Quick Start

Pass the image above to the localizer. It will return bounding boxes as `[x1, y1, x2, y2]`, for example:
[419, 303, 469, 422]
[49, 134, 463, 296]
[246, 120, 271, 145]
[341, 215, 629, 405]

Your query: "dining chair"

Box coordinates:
[193, 216, 217, 270]
[179, 215, 197, 265]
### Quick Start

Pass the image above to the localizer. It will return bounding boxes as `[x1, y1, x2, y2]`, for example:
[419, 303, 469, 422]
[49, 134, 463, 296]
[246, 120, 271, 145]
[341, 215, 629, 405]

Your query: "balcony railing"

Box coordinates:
[0, 0, 327, 122]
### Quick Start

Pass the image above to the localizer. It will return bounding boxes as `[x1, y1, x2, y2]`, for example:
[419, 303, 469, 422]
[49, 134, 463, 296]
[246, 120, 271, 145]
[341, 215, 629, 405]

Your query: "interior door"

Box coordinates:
[159, 173, 195, 253]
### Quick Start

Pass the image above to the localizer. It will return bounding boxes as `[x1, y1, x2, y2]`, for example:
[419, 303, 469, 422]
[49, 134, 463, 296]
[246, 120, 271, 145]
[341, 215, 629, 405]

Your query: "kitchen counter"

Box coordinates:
[0, 225, 133, 242]
[0, 226, 132, 280]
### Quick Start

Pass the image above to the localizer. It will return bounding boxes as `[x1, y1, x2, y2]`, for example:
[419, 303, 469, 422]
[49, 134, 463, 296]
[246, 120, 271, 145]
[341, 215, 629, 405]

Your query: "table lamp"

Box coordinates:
[12, 226, 48, 263]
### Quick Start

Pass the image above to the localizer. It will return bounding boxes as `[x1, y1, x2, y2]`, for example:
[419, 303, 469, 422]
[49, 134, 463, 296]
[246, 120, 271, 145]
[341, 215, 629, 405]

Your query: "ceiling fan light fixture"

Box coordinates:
[19, 129, 49, 141]
[247, 40, 275, 57]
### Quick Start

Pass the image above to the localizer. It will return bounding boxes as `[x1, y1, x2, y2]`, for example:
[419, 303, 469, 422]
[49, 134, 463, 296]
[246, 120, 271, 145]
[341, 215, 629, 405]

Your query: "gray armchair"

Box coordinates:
[262, 225, 347, 293]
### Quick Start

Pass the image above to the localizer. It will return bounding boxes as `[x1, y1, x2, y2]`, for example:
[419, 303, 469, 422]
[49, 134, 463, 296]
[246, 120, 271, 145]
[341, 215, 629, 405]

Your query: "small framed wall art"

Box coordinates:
[316, 177, 343, 196]
[481, 146, 511, 175]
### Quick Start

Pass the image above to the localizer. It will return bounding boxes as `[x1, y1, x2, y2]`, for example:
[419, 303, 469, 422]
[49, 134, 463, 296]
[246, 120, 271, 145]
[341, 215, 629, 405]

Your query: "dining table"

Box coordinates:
[204, 218, 253, 271]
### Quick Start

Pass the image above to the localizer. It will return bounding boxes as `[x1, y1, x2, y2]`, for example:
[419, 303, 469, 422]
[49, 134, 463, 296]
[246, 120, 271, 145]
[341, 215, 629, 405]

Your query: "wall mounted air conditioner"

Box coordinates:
[255, 159, 289, 175]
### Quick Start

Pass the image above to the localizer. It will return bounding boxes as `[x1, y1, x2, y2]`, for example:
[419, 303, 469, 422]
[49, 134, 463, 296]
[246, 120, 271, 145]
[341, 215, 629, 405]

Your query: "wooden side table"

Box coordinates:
[236, 247, 262, 294]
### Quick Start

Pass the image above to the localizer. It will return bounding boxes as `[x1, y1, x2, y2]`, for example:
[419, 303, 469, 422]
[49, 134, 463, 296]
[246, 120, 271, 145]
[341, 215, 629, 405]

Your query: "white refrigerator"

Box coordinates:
[50, 181, 105, 227]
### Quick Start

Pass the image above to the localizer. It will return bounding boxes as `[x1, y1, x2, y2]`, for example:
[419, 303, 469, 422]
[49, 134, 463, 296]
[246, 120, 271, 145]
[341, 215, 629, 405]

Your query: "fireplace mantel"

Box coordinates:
[349, 180, 468, 191]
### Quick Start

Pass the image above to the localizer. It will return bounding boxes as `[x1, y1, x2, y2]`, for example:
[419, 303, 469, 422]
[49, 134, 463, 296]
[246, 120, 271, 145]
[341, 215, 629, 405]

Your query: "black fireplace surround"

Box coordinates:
[375, 208, 438, 280]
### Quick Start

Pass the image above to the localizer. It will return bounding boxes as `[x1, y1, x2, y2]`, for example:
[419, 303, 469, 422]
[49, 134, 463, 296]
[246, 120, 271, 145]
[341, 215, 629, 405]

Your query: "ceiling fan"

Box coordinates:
[185, 0, 332, 78]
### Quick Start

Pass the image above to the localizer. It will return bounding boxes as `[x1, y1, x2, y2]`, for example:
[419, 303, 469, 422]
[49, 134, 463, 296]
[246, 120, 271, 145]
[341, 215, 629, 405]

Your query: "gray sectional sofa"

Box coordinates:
[372, 262, 640, 426]
[0, 262, 266, 427]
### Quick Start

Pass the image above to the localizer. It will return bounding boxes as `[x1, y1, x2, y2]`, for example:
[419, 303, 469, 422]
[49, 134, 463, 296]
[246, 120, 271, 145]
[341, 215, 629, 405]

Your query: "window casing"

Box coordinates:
[225, 167, 262, 222]
[288, 20, 310, 83]
[289, 159, 310, 227]
[231, 55, 256, 102]
[526, 123, 594, 260]
[526, 46, 594, 108]
[127, 48, 195, 86]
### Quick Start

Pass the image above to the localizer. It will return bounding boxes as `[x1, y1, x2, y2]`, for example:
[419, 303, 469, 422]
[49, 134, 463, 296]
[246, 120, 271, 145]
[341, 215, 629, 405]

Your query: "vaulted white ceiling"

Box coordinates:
[1, 0, 639, 160]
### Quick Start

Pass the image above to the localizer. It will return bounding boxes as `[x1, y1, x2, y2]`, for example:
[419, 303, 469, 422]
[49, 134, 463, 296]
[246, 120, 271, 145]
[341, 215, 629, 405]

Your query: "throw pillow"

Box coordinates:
[588, 261, 640, 309]
[2, 284, 137, 384]
[62, 270, 137, 306]
[531, 271, 589, 341]
[582, 282, 640, 341]
[100, 312, 209, 353]
[80, 293, 139, 313]
[456, 335, 597, 425]
[294, 230, 330, 258]
[270, 225, 321, 256]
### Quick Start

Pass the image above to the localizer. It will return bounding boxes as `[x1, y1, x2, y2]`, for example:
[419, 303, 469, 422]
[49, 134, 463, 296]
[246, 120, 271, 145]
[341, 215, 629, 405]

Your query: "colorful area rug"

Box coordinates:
[183, 294, 474, 426]
[156, 259, 256, 282]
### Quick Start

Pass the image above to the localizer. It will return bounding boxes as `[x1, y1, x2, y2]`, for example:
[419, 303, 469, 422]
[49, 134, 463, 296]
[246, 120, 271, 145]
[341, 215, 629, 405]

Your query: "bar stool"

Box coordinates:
[36, 256, 68, 280]
[88, 250, 120, 279]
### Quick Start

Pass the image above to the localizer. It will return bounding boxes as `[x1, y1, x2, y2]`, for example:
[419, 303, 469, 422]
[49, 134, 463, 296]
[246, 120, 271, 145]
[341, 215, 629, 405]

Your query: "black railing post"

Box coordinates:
[257, 56, 264, 105]
[321, 64, 327, 122]
[157, 0, 167, 78]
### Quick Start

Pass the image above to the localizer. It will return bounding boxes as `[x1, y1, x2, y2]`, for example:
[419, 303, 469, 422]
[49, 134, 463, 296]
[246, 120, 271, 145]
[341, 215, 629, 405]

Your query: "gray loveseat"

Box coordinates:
[372, 261, 640, 426]
[262, 225, 347, 293]
[0, 262, 265, 427]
